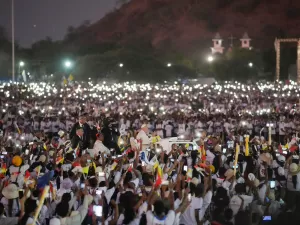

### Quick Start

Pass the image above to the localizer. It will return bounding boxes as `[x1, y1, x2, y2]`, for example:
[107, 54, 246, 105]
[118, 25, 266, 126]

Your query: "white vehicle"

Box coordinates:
[157, 137, 200, 155]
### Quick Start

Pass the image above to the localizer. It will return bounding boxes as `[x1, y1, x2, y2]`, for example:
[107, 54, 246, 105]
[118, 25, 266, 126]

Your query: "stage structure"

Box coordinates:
[275, 38, 300, 83]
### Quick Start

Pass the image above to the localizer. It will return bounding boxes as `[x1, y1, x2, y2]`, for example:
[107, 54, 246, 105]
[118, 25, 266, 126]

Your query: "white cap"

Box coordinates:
[58, 130, 65, 137]
[248, 173, 255, 181]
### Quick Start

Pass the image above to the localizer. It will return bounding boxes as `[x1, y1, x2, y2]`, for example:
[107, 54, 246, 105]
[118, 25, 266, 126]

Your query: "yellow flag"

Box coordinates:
[187, 168, 193, 178]
[63, 78, 68, 85]
[111, 162, 118, 170]
[82, 166, 89, 174]
[245, 136, 249, 156]
[68, 74, 74, 81]
[35, 165, 41, 176]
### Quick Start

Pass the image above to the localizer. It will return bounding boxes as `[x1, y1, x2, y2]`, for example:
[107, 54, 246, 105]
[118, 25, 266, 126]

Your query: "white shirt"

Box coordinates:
[199, 191, 212, 220]
[279, 122, 285, 135]
[179, 196, 203, 225]
[146, 210, 175, 225]
[91, 140, 110, 157]
[136, 130, 150, 150]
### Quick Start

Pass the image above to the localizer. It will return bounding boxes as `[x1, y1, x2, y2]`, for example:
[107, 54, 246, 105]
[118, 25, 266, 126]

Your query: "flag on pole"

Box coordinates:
[68, 74, 74, 81]
[155, 164, 162, 187]
[56, 156, 64, 165]
[245, 135, 249, 156]
[14, 122, 21, 134]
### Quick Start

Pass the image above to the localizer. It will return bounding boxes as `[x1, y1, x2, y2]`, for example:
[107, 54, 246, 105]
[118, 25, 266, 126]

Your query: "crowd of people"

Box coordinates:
[0, 80, 299, 225]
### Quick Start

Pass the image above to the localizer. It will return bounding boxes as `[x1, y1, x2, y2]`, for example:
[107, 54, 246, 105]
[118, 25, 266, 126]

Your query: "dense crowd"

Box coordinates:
[0, 80, 299, 225]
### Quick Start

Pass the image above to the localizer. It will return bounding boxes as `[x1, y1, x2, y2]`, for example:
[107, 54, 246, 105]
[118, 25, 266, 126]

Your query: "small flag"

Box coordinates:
[56, 157, 64, 165]
[111, 161, 118, 171]
[68, 74, 74, 81]
[35, 165, 41, 177]
[14, 122, 21, 134]
[245, 136, 249, 156]
[82, 166, 89, 174]
[155, 165, 162, 187]
[290, 145, 298, 152]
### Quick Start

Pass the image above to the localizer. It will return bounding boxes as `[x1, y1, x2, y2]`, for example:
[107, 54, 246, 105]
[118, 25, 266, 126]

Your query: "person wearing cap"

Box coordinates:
[286, 162, 300, 209]
[57, 130, 66, 147]
[136, 124, 150, 151]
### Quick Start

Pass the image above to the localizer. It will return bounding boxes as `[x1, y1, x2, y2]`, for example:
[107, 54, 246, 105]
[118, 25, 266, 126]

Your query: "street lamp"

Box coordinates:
[167, 63, 172, 67]
[64, 60, 72, 68]
[207, 56, 214, 62]
[19, 61, 25, 79]
[119, 63, 124, 68]
[248, 62, 253, 68]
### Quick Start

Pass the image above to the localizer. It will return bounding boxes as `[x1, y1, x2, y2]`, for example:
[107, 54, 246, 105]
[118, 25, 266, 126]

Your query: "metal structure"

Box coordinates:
[275, 38, 300, 83]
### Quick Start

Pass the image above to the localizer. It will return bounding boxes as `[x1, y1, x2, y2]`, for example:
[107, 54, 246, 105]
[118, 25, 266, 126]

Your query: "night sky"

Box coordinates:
[0, 0, 116, 47]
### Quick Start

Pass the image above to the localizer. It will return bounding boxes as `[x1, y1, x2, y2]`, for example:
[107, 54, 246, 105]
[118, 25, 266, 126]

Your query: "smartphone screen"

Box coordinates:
[263, 216, 272, 221]
[80, 183, 85, 189]
[283, 150, 287, 154]
[222, 148, 226, 153]
[170, 158, 175, 162]
[2, 152, 7, 155]
[93, 205, 103, 217]
[265, 197, 270, 203]
[184, 165, 188, 171]
[269, 181, 276, 189]
[96, 190, 103, 196]
[188, 193, 191, 201]
[142, 161, 145, 166]
[25, 149, 29, 155]
[98, 172, 105, 177]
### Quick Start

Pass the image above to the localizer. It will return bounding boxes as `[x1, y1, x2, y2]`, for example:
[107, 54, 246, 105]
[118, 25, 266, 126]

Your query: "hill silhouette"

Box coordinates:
[74, 0, 300, 53]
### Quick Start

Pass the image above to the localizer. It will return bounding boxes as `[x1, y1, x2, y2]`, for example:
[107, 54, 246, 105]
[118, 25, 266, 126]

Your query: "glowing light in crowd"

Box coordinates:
[207, 56, 214, 62]
[119, 63, 124, 68]
[19, 61, 25, 67]
[167, 63, 172, 67]
[248, 62, 253, 67]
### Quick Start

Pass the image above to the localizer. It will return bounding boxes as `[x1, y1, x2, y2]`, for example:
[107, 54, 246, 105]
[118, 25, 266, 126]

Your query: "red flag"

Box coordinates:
[290, 145, 298, 152]
[49, 182, 53, 195]
[25, 170, 30, 179]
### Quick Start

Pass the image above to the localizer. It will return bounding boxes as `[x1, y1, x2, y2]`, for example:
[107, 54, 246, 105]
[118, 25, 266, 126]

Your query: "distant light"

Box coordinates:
[248, 62, 253, 67]
[207, 56, 214, 62]
[167, 63, 172, 67]
[19, 61, 25, 67]
[119, 63, 123, 68]
[64, 60, 72, 68]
